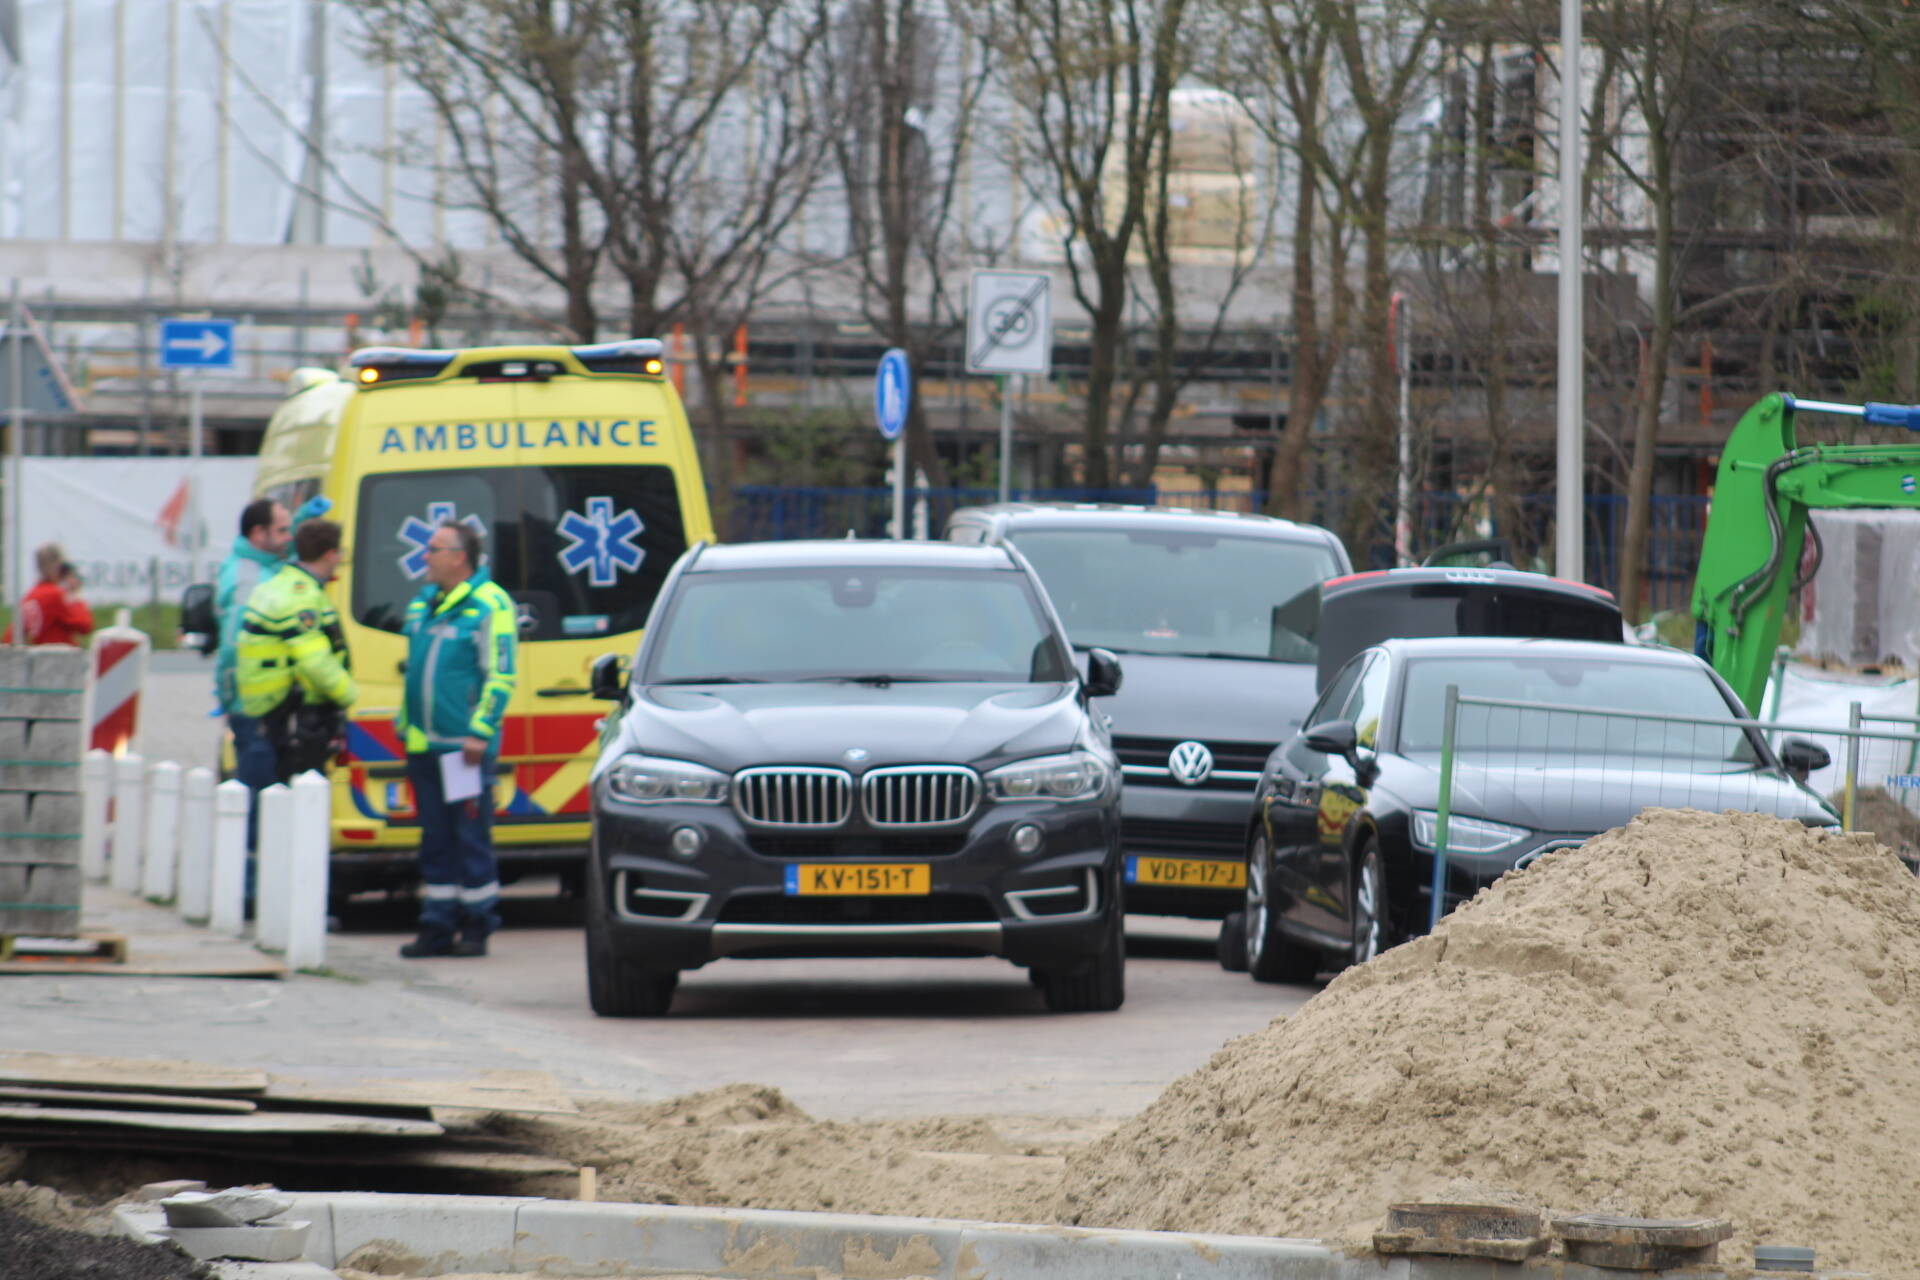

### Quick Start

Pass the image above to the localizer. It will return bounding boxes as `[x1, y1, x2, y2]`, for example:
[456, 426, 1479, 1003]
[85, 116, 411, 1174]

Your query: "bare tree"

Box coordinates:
[1219, 0, 1358, 519]
[818, 0, 995, 489]
[959, 0, 1190, 489]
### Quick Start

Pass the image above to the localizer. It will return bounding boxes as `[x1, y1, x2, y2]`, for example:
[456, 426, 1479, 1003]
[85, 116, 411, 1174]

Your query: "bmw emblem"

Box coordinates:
[1168, 740, 1213, 786]
[844, 747, 870, 763]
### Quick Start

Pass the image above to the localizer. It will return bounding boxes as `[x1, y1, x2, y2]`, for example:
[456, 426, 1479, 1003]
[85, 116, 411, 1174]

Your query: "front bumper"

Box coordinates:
[591, 795, 1119, 971]
[1114, 782, 1255, 917]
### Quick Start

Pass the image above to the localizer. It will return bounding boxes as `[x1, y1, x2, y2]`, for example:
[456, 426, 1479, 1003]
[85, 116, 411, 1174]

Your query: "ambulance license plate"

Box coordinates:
[784, 864, 932, 896]
[1126, 856, 1245, 889]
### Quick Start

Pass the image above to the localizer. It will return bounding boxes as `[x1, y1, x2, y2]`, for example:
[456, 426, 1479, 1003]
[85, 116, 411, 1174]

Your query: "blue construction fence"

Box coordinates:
[724, 486, 1711, 616]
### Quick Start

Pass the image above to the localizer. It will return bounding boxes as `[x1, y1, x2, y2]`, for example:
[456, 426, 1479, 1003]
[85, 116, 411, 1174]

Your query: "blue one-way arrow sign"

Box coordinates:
[160, 318, 236, 369]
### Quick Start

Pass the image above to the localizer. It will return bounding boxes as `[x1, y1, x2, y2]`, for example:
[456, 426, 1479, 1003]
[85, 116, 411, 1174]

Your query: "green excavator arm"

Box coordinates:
[1692, 392, 1920, 715]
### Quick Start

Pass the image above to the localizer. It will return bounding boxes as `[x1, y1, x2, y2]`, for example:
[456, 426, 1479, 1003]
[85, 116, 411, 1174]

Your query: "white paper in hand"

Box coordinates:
[440, 751, 484, 802]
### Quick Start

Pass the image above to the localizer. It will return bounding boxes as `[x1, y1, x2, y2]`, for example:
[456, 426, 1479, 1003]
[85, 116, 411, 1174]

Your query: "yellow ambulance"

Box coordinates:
[249, 340, 714, 897]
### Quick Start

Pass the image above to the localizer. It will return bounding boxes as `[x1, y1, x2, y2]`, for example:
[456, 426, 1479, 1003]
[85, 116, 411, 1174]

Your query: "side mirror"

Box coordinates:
[1780, 738, 1831, 780]
[179, 583, 217, 655]
[1302, 719, 1358, 757]
[589, 653, 627, 702]
[1084, 647, 1124, 698]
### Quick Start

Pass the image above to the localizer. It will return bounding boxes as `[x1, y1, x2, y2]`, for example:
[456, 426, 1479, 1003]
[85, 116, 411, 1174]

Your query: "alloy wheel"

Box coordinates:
[1244, 833, 1269, 969]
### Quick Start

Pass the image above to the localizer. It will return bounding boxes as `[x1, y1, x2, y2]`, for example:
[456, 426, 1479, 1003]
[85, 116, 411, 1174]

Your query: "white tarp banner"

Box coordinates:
[7, 457, 256, 604]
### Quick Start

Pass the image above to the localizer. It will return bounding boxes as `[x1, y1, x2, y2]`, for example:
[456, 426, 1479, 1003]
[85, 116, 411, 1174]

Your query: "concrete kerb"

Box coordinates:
[110, 1191, 1782, 1279]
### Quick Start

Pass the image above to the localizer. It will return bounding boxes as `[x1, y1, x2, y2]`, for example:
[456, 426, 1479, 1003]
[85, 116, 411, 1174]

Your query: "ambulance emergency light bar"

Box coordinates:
[348, 339, 667, 386]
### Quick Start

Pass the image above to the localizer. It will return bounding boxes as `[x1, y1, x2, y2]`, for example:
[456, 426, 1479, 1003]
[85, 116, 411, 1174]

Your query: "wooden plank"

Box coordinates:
[0, 1086, 257, 1114]
[0, 1103, 444, 1138]
[0, 952, 286, 977]
[0, 930, 127, 964]
[0, 1052, 269, 1096]
[267, 1069, 578, 1117]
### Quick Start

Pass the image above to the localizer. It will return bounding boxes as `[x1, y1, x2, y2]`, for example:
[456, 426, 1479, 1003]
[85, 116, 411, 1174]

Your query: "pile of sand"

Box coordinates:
[489, 1084, 1068, 1224]
[1061, 808, 1920, 1275]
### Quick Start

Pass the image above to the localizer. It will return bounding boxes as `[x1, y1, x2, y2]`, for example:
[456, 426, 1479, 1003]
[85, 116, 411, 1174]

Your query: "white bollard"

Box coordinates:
[177, 767, 216, 923]
[141, 761, 182, 901]
[110, 753, 146, 894]
[284, 771, 331, 971]
[210, 779, 250, 936]
[255, 783, 291, 952]
[80, 749, 112, 882]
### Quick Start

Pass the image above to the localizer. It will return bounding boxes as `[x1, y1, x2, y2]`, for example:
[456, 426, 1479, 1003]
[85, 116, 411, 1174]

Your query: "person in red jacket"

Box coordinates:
[6, 543, 94, 645]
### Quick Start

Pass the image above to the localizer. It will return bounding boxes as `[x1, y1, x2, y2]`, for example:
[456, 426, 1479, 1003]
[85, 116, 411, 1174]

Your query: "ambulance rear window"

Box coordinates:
[353, 464, 687, 640]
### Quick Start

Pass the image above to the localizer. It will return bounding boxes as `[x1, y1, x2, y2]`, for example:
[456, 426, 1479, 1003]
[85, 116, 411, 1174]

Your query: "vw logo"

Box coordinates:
[844, 747, 870, 763]
[1168, 740, 1213, 786]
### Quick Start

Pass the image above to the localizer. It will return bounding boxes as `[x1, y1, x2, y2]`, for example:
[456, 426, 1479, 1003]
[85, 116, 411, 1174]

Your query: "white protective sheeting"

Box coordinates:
[6, 455, 255, 603]
[1762, 661, 1920, 806]
[1795, 509, 1920, 672]
[0, 0, 449, 248]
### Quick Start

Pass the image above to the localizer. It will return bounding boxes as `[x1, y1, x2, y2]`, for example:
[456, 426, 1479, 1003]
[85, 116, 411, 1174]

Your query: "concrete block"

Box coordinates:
[956, 1223, 1352, 1280]
[513, 1200, 965, 1279]
[204, 1263, 339, 1280]
[0, 649, 85, 719]
[0, 759, 83, 793]
[0, 718, 83, 762]
[0, 791, 83, 864]
[327, 1192, 530, 1275]
[162, 1188, 294, 1228]
[161, 1220, 312, 1262]
[134, 1179, 208, 1202]
[0, 861, 83, 935]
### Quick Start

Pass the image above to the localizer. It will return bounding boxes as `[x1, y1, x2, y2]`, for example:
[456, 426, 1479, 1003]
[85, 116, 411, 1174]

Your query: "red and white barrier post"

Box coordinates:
[86, 611, 150, 757]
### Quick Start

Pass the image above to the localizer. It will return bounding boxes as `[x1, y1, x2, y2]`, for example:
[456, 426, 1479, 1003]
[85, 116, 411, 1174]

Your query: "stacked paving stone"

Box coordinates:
[0, 647, 87, 937]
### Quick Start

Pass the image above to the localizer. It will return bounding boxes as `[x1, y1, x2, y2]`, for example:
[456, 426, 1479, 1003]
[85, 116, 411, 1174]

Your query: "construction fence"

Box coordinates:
[1431, 690, 1920, 930]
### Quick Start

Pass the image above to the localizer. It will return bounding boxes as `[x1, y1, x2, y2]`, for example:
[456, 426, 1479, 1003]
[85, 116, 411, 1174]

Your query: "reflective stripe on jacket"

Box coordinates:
[396, 568, 518, 756]
[234, 564, 356, 719]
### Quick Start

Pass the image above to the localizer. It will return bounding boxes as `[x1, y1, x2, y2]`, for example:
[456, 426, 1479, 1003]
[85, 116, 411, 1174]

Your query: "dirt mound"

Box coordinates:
[492, 1083, 1055, 1222]
[0, 1207, 209, 1280]
[1848, 786, 1920, 865]
[1062, 809, 1920, 1276]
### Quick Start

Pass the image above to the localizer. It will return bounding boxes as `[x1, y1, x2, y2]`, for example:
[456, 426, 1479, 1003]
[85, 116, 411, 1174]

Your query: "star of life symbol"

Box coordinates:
[558, 496, 646, 587]
[398, 502, 488, 579]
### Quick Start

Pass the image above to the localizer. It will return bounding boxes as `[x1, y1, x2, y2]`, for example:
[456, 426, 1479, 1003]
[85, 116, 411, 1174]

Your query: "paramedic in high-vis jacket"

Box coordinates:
[235, 518, 357, 783]
[395, 519, 518, 959]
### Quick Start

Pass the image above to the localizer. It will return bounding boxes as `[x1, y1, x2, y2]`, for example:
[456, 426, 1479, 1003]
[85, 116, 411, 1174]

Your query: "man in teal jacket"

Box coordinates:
[214, 498, 292, 839]
[214, 495, 331, 844]
[396, 519, 518, 958]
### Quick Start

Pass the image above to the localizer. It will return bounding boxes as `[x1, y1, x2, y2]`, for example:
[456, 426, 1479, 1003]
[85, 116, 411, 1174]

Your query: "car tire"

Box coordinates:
[1216, 910, 1250, 973]
[1244, 830, 1322, 985]
[1349, 841, 1389, 968]
[1039, 887, 1126, 1013]
[583, 866, 677, 1017]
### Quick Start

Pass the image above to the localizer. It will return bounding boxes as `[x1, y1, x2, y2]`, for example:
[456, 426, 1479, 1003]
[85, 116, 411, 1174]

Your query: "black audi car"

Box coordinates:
[1225, 636, 1837, 983]
[582, 540, 1127, 1016]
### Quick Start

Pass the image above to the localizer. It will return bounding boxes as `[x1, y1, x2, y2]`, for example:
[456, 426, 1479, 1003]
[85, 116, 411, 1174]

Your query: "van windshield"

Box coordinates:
[1008, 527, 1340, 662]
[353, 465, 687, 639]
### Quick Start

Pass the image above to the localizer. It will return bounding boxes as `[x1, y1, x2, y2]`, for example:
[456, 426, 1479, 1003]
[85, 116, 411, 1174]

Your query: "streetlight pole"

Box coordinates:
[1555, 0, 1585, 581]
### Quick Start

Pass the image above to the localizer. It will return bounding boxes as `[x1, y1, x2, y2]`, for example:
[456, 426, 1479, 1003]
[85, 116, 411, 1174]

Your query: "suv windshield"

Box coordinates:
[1398, 655, 1760, 764]
[354, 465, 687, 639]
[647, 568, 1073, 684]
[1009, 527, 1339, 662]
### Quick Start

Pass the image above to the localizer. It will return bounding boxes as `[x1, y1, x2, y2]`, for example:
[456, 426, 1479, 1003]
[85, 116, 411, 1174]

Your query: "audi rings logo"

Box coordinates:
[1168, 740, 1214, 786]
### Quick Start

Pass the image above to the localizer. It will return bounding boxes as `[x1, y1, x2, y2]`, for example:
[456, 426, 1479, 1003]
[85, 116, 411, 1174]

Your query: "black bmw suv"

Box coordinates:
[582, 539, 1127, 1017]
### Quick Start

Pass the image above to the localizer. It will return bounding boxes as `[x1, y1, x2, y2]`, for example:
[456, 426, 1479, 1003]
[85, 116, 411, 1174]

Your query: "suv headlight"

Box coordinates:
[605, 754, 729, 805]
[1411, 809, 1530, 854]
[986, 751, 1112, 802]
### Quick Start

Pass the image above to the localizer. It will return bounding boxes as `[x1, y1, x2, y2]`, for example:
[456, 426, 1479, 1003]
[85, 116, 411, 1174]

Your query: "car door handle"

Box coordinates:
[536, 685, 590, 698]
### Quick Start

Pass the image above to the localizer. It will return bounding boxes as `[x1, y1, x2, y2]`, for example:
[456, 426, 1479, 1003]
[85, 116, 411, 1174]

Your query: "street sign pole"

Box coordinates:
[893, 435, 906, 541]
[188, 383, 204, 584]
[968, 270, 1052, 507]
[998, 375, 1022, 504]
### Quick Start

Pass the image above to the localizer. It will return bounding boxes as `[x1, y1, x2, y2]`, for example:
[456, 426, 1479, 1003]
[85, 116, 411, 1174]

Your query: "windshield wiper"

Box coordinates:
[1169, 650, 1283, 663]
[796, 674, 937, 686]
[1070, 642, 1152, 655]
[652, 675, 768, 685]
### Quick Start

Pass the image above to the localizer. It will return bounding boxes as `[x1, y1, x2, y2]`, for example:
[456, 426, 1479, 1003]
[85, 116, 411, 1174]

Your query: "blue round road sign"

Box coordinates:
[875, 348, 912, 440]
